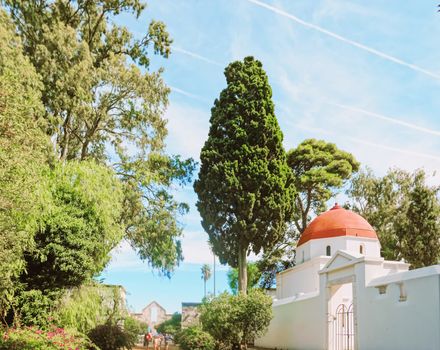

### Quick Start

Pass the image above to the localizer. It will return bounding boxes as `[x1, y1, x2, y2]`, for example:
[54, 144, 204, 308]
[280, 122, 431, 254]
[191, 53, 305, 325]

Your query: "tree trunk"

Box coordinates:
[204, 280, 206, 298]
[238, 244, 247, 295]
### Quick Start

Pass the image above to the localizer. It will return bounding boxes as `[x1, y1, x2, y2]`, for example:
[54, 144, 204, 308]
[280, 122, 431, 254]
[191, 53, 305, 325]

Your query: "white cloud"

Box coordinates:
[180, 230, 214, 264]
[165, 102, 210, 160]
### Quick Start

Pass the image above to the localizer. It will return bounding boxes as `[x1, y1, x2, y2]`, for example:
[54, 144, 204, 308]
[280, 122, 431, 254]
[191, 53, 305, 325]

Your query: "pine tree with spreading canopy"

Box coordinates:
[194, 56, 295, 294]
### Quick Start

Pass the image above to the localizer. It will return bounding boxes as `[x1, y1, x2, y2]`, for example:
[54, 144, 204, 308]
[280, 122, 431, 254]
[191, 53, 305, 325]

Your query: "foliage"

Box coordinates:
[194, 56, 295, 294]
[177, 326, 215, 350]
[200, 290, 273, 349]
[399, 177, 440, 268]
[0, 325, 95, 350]
[346, 168, 440, 267]
[88, 322, 134, 350]
[233, 289, 273, 346]
[2, 0, 195, 274]
[200, 293, 239, 348]
[227, 262, 261, 295]
[124, 316, 148, 338]
[0, 8, 49, 317]
[287, 139, 359, 233]
[156, 312, 181, 336]
[12, 289, 61, 328]
[21, 161, 124, 293]
[57, 283, 128, 334]
[256, 243, 295, 289]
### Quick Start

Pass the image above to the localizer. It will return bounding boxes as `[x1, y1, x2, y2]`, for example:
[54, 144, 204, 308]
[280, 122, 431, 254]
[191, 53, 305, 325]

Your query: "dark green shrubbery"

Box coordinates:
[177, 326, 215, 350]
[87, 322, 135, 350]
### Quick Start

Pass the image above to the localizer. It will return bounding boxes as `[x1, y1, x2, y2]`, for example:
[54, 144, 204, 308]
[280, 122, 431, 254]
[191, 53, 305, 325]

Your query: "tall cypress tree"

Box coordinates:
[194, 56, 295, 294]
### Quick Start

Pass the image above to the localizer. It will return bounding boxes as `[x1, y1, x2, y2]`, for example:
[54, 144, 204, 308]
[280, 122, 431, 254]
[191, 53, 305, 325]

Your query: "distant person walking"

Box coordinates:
[143, 332, 152, 349]
[163, 333, 172, 350]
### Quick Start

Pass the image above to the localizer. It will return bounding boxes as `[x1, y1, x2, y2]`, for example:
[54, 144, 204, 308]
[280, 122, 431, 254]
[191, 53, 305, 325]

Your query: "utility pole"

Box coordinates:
[213, 252, 216, 297]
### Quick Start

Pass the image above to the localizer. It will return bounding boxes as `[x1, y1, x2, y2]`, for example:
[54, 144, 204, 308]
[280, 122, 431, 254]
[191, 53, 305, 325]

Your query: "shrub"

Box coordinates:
[200, 290, 273, 349]
[156, 312, 181, 335]
[177, 326, 215, 350]
[0, 325, 94, 350]
[234, 289, 273, 345]
[199, 293, 239, 349]
[13, 289, 64, 328]
[87, 323, 134, 350]
[123, 317, 148, 344]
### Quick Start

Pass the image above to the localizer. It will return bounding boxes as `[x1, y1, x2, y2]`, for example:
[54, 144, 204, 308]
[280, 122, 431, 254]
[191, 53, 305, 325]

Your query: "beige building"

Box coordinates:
[181, 302, 201, 328]
[132, 301, 172, 328]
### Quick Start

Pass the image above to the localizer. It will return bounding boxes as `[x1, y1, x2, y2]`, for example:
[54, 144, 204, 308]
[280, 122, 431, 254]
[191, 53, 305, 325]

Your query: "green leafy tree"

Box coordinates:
[201, 264, 212, 298]
[194, 56, 295, 294]
[0, 9, 49, 317]
[22, 161, 124, 292]
[2, 0, 195, 273]
[346, 168, 440, 266]
[287, 138, 360, 233]
[227, 262, 261, 295]
[347, 168, 414, 260]
[399, 176, 440, 268]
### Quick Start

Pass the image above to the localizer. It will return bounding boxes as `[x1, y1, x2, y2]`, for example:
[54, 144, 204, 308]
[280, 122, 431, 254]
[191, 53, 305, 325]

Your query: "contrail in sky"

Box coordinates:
[172, 46, 224, 67]
[169, 85, 208, 102]
[295, 123, 440, 162]
[348, 137, 440, 162]
[330, 102, 440, 137]
[247, 0, 440, 81]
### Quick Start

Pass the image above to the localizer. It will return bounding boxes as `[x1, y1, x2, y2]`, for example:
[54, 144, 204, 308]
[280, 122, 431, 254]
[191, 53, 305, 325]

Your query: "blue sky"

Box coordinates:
[100, 0, 440, 314]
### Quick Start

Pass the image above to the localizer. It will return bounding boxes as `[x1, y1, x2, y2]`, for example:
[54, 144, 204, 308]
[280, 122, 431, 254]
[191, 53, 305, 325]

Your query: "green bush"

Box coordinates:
[177, 326, 215, 350]
[87, 323, 134, 350]
[156, 312, 181, 335]
[13, 289, 59, 328]
[0, 325, 94, 350]
[200, 289, 273, 349]
[123, 317, 148, 344]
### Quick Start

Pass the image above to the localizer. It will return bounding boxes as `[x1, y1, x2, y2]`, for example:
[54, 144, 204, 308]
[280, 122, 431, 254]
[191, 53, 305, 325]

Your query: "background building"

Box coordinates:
[132, 301, 172, 329]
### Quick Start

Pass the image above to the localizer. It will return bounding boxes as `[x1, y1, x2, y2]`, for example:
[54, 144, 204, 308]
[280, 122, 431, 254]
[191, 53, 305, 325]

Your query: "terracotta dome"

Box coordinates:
[297, 204, 378, 247]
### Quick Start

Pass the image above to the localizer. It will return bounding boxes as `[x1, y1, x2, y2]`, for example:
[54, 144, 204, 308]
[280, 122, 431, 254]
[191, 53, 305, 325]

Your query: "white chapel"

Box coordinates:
[255, 204, 440, 350]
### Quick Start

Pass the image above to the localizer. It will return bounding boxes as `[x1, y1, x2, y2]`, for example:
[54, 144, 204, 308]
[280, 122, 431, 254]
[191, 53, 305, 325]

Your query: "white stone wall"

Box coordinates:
[277, 257, 329, 299]
[255, 294, 326, 350]
[358, 266, 440, 350]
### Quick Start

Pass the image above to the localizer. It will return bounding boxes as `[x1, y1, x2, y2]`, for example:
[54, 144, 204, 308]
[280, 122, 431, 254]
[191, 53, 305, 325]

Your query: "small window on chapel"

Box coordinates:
[360, 244, 364, 254]
[326, 245, 331, 256]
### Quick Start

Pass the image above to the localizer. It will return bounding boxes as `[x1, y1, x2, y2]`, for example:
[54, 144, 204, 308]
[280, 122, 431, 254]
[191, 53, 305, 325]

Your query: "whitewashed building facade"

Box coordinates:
[255, 204, 440, 350]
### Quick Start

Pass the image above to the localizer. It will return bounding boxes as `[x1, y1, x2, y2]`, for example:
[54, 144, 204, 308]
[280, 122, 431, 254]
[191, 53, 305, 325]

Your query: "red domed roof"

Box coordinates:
[297, 204, 378, 246]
